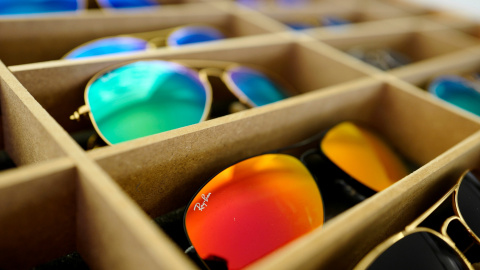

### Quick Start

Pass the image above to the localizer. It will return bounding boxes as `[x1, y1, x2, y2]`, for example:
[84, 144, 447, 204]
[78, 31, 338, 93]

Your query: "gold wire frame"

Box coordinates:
[354, 169, 480, 270]
[61, 24, 223, 59]
[70, 59, 297, 145]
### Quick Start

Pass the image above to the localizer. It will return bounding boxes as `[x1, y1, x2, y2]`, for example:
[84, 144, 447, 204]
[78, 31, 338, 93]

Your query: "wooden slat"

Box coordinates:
[0, 62, 76, 165]
[0, 158, 77, 269]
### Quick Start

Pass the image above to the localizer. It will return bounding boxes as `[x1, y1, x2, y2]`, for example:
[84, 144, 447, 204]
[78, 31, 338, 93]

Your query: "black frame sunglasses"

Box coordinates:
[354, 169, 480, 270]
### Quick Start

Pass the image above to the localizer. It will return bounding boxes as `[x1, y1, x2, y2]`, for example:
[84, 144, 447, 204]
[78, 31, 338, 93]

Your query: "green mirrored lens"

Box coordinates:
[87, 60, 209, 144]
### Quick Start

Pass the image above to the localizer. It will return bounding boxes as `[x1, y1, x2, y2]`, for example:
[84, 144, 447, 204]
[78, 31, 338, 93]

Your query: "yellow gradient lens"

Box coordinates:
[185, 154, 323, 269]
[320, 121, 408, 192]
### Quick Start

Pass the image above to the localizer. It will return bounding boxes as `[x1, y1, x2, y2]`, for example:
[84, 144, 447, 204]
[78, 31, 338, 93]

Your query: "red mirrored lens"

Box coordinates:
[185, 154, 323, 269]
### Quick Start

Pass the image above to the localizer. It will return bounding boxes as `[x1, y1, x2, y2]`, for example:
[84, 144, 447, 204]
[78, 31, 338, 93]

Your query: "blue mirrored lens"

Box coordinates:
[429, 75, 480, 116]
[276, 0, 309, 6]
[0, 0, 81, 15]
[96, 0, 158, 9]
[87, 60, 208, 144]
[65, 37, 149, 59]
[286, 22, 315, 31]
[228, 66, 290, 107]
[167, 26, 225, 46]
[322, 16, 350, 27]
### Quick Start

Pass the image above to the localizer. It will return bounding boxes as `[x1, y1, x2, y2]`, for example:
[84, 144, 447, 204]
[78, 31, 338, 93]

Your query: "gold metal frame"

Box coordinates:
[70, 59, 297, 145]
[61, 24, 223, 59]
[354, 169, 480, 269]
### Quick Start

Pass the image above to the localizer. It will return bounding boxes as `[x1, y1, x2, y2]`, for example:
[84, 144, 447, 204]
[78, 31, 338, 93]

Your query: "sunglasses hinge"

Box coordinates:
[70, 105, 90, 121]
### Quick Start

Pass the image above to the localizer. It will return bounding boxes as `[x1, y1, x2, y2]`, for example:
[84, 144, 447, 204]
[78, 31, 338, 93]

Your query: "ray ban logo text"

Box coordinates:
[194, 193, 211, 211]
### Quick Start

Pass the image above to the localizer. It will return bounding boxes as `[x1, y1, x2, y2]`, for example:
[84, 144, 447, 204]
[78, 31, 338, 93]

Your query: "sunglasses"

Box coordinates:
[183, 121, 410, 269]
[286, 16, 351, 31]
[428, 74, 480, 117]
[346, 47, 412, 71]
[354, 169, 480, 270]
[62, 25, 225, 59]
[70, 59, 294, 145]
[0, 0, 159, 15]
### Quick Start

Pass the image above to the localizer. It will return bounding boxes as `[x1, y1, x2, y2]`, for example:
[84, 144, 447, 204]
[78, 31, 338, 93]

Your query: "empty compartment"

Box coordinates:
[0, 2, 277, 66]
[86, 77, 480, 269]
[9, 37, 371, 149]
[311, 19, 479, 71]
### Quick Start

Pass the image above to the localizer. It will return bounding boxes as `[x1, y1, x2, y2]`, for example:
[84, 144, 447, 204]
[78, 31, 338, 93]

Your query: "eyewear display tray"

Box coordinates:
[1, 0, 480, 269]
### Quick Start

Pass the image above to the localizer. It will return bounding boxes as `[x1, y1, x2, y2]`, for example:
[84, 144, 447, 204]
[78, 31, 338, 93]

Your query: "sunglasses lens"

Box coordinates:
[96, 0, 158, 8]
[167, 26, 225, 46]
[429, 75, 480, 116]
[185, 154, 323, 269]
[87, 60, 209, 144]
[286, 22, 315, 30]
[0, 0, 81, 15]
[64, 37, 149, 59]
[365, 231, 468, 270]
[320, 121, 408, 192]
[322, 16, 350, 26]
[227, 66, 290, 107]
[457, 171, 480, 238]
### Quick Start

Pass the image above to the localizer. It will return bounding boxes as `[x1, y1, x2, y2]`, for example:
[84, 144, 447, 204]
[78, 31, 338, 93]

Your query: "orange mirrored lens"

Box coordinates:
[320, 121, 408, 192]
[185, 154, 323, 269]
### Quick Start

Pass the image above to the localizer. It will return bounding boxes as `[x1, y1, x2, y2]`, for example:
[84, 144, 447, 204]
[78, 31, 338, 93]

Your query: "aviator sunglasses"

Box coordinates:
[0, 0, 160, 15]
[428, 74, 480, 117]
[70, 59, 293, 145]
[346, 47, 412, 71]
[183, 121, 411, 269]
[285, 16, 351, 31]
[354, 169, 480, 270]
[62, 25, 225, 59]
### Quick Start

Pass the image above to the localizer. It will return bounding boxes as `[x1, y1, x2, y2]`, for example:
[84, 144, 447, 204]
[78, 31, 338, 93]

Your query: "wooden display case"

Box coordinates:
[1, 1, 480, 269]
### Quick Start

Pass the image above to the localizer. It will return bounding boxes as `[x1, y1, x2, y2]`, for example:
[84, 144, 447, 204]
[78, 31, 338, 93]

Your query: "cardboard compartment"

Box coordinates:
[309, 18, 479, 72]
[1, 62, 199, 269]
[388, 45, 480, 120]
[0, 159, 77, 269]
[0, 156, 199, 270]
[9, 36, 372, 150]
[390, 45, 480, 86]
[0, 62, 78, 166]
[82, 77, 480, 269]
[239, 0, 412, 30]
[0, 2, 279, 66]
[251, 128, 480, 270]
